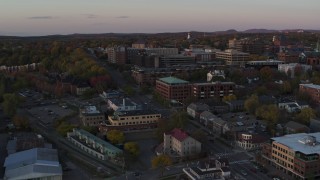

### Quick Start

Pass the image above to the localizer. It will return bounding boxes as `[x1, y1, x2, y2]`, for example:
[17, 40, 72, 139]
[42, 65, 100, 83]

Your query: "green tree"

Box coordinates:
[255, 105, 280, 127]
[124, 142, 140, 157]
[56, 121, 75, 137]
[2, 93, 20, 117]
[244, 94, 260, 114]
[295, 107, 316, 125]
[281, 81, 292, 94]
[106, 130, 125, 144]
[169, 111, 189, 128]
[151, 155, 173, 176]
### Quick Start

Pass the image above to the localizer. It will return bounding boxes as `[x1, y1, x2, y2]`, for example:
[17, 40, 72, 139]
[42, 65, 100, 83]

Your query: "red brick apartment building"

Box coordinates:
[261, 133, 320, 180]
[299, 84, 320, 104]
[192, 82, 235, 99]
[156, 76, 235, 102]
[155, 77, 191, 102]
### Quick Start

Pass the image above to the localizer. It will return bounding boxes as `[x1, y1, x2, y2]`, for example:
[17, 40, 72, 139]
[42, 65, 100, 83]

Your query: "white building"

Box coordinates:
[163, 128, 201, 157]
[107, 98, 142, 112]
[215, 49, 249, 66]
[278, 63, 312, 78]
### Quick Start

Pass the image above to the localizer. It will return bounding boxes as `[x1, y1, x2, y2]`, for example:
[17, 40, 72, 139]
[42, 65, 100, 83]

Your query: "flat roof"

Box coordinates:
[158, 76, 189, 84]
[272, 133, 320, 155]
[300, 83, 320, 90]
[80, 106, 101, 114]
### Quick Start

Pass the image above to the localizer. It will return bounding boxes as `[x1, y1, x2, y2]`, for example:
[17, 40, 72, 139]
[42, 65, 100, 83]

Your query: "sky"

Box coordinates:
[0, 0, 319, 36]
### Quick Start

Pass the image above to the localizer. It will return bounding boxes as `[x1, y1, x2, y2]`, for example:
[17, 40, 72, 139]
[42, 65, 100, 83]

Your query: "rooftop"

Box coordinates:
[166, 128, 189, 142]
[113, 109, 160, 117]
[73, 129, 122, 153]
[80, 106, 101, 115]
[158, 76, 189, 85]
[272, 133, 320, 155]
[300, 83, 320, 90]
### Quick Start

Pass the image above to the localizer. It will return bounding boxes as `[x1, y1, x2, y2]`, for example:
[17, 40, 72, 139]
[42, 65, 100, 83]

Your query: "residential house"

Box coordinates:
[199, 111, 226, 135]
[163, 128, 201, 157]
[278, 99, 309, 113]
[285, 121, 310, 134]
[310, 118, 320, 132]
[183, 158, 231, 180]
[187, 103, 210, 119]
[226, 100, 245, 112]
[236, 133, 269, 150]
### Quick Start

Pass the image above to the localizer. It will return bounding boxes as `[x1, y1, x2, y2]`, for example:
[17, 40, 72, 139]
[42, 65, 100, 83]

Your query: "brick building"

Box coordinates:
[191, 82, 235, 100]
[155, 77, 191, 102]
[299, 84, 320, 104]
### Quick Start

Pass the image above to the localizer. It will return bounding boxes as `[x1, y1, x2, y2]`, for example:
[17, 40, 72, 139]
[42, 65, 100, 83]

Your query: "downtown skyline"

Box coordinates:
[1, 0, 320, 36]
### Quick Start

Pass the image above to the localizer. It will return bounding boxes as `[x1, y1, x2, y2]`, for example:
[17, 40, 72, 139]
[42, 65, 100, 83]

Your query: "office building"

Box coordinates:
[216, 49, 249, 66]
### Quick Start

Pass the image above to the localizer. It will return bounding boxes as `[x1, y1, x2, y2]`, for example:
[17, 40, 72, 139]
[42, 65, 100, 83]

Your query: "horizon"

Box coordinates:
[1, 0, 320, 36]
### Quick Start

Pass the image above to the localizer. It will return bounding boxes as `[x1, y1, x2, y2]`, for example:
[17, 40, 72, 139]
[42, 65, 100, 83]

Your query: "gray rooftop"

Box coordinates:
[300, 83, 320, 90]
[4, 148, 62, 180]
[272, 133, 320, 155]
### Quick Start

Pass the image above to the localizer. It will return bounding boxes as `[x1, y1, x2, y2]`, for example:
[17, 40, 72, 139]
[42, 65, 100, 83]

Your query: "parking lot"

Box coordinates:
[28, 104, 76, 126]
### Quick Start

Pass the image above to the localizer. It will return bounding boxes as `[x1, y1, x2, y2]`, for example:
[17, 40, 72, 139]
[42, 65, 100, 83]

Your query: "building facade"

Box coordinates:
[156, 77, 191, 102]
[191, 82, 235, 100]
[79, 106, 105, 126]
[216, 49, 249, 66]
[67, 129, 122, 160]
[262, 133, 320, 180]
[99, 110, 161, 131]
[299, 84, 320, 104]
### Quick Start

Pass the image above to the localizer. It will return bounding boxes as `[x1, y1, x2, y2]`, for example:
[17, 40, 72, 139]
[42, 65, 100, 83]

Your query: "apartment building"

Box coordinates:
[163, 128, 201, 157]
[67, 128, 122, 160]
[191, 81, 235, 100]
[216, 49, 249, 66]
[262, 133, 320, 180]
[299, 84, 320, 104]
[79, 106, 105, 126]
[107, 46, 127, 64]
[156, 76, 191, 102]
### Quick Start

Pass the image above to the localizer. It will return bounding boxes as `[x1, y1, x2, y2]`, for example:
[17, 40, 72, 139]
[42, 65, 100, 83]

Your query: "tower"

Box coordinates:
[187, 32, 191, 40]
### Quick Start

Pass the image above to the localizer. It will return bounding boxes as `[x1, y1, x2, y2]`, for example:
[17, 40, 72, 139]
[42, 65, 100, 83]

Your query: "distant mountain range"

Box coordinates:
[1, 29, 320, 38]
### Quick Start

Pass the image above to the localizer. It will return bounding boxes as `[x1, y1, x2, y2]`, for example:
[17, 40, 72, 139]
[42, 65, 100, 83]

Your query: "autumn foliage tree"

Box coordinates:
[106, 130, 125, 144]
[295, 107, 316, 125]
[244, 94, 260, 114]
[151, 155, 173, 176]
[124, 142, 140, 157]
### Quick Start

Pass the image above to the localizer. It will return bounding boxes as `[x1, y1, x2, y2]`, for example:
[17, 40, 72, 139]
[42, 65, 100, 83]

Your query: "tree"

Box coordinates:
[255, 105, 280, 127]
[106, 130, 125, 144]
[151, 155, 172, 176]
[295, 107, 316, 125]
[13, 115, 29, 129]
[169, 111, 189, 129]
[260, 66, 274, 82]
[281, 81, 292, 94]
[2, 93, 20, 117]
[244, 94, 260, 114]
[223, 94, 237, 102]
[124, 142, 140, 157]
